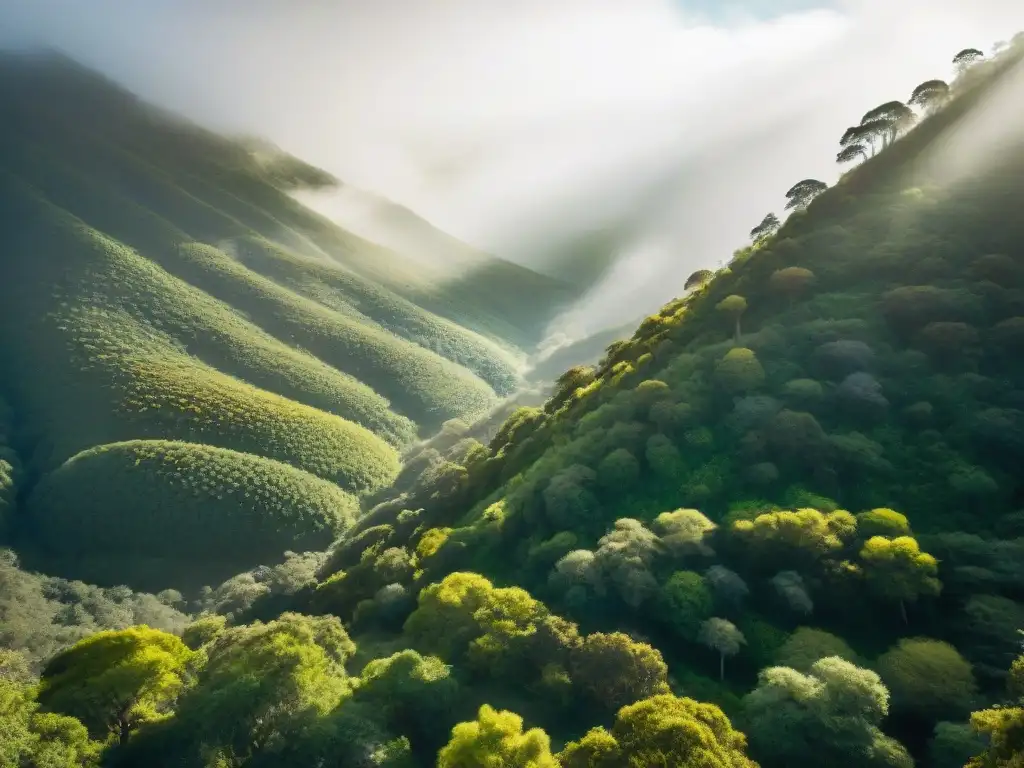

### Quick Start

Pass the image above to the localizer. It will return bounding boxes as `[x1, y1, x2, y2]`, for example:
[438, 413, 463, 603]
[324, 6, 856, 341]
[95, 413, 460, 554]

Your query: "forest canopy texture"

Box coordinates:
[3, 34, 1024, 768]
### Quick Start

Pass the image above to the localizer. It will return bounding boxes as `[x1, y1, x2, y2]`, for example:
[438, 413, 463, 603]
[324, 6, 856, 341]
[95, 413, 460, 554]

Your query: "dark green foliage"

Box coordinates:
[744, 657, 912, 768]
[0, 397, 19, 539]
[784, 179, 828, 210]
[877, 638, 978, 721]
[29, 440, 358, 579]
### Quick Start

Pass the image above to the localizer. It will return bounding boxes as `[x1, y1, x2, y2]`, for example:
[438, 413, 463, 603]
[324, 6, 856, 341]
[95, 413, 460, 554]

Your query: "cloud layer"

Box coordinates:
[3, 0, 1024, 340]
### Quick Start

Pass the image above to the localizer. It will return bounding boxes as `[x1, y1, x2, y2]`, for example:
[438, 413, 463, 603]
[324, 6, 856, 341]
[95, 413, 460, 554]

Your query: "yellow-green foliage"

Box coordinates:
[714, 348, 765, 392]
[438, 704, 559, 768]
[0, 204, 406, 490]
[559, 694, 757, 767]
[48, 306, 398, 491]
[0, 199, 416, 451]
[162, 243, 500, 429]
[29, 440, 358, 567]
[230, 237, 522, 393]
[37, 625, 194, 743]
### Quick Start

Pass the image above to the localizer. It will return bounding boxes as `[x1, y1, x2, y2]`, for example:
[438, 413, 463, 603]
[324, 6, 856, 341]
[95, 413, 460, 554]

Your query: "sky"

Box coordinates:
[3, 0, 1024, 343]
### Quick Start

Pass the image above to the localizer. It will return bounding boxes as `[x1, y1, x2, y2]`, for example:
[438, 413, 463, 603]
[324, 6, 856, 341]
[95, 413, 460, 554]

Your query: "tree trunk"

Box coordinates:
[720, 652, 725, 681]
[118, 715, 131, 746]
[900, 599, 908, 625]
[734, 317, 741, 343]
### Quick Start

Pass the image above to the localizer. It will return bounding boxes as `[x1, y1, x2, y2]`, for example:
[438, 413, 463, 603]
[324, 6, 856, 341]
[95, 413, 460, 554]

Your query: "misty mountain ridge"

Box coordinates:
[0, 49, 578, 588]
[6, 29, 1024, 768]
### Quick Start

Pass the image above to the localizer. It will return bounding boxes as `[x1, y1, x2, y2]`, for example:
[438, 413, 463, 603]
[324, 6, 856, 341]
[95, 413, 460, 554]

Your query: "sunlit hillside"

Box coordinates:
[0, 51, 571, 586]
[3, 29, 1024, 768]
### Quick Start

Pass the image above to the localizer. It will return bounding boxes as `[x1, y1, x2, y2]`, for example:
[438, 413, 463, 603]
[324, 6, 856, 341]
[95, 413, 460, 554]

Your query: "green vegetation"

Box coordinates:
[229, 236, 523, 394]
[0, 51, 570, 587]
[154, 241, 501, 428]
[29, 440, 358, 576]
[3, 34, 1024, 768]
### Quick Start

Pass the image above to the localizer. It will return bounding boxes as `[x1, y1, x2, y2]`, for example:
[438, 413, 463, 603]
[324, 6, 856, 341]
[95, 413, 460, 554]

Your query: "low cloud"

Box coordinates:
[3, 0, 1023, 342]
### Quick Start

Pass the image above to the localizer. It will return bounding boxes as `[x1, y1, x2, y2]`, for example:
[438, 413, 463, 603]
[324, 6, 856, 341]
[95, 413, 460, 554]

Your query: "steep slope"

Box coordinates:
[229, 236, 524, 393]
[293, 183, 581, 346]
[0, 51, 570, 586]
[0, 51, 572, 349]
[290, 42, 1024, 765]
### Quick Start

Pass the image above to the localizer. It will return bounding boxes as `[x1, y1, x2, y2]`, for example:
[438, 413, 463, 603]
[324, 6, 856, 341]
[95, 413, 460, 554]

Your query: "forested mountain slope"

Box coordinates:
[5, 38, 1024, 768]
[0, 51, 570, 587]
[235, 38, 1024, 767]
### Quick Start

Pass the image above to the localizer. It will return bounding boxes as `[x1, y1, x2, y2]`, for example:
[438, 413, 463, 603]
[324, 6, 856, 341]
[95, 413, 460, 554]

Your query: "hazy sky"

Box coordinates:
[3, 0, 1024, 340]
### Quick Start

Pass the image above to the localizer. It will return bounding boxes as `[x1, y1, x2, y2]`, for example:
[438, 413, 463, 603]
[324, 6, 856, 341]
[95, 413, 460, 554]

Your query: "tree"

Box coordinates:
[404, 572, 494, 659]
[772, 570, 814, 614]
[356, 650, 460, 756]
[542, 465, 600, 530]
[594, 519, 662, 608]
[929, 721, 985, 768]
[685, 269, 714, 292]
[570, 632, 670, 709]
[743, 657, 912, 768]
[597, 449, 640, 493]
[559, 694, 757, 767]
[967, 652, 1024, 767]
[769, 267, 816, 305]
[954, 48, 985, 74]
[37, 626, 194, 746]
[0, 678, 101, 768]
[549, 550, 604, 601]
[861, 101, 916, 146]
[705, 565, 749, 611]
[715, 348, 765, 394]
[841, 122, 888, 158]
[546, 365, 597, 414]
[855, 509, 911, 540]
[659, 571, 713, 640]
[751, 213, 781, 243]
[716, 295, 748, 341]
[438, 704, 558, 768]
[776, 627, 858, 671]
[181, 614, 227, 650]
[909, 79, 950, 113]
[699, 618, 745, 680]
[838, 144, 869, 165]
[174, 612, 355, 758]
[877, 638, 977, 721]
[859, 536, 941, 622]
[653, 509, 716, 558]
[593, 520, 663, 610]
[785, 179, 828, 210]
[732, 508, 848, 570]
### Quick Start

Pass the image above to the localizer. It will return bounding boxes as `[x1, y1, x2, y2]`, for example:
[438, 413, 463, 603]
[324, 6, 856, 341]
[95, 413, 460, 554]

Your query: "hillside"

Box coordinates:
[4, 36, 1024, 768]
[244, 39, 1024, 767]
[0, 51, 571, 585]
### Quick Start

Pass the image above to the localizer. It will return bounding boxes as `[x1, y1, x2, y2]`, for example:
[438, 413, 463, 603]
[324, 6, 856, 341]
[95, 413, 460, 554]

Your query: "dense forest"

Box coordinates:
[3, 32, 1024, 768]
